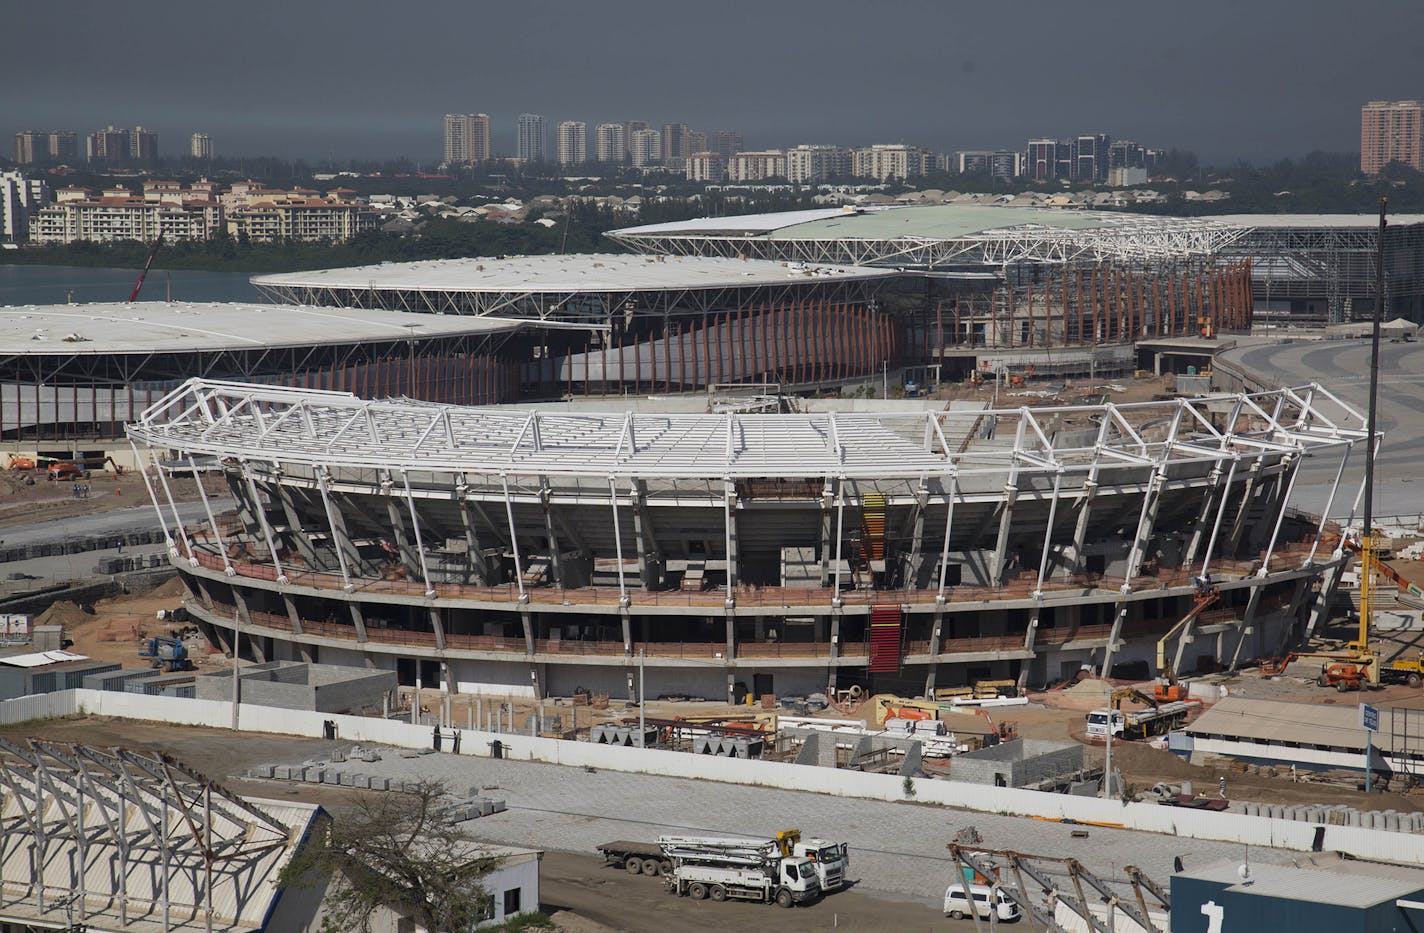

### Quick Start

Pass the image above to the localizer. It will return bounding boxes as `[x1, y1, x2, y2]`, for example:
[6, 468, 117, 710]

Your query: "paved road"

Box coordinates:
[257, 745, 1297, 911]
[1220, 339, 1424, 520]
[0, 499, 231, 548]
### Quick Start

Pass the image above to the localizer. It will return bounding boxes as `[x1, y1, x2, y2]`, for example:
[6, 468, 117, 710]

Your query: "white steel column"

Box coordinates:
[129, 438, 176, 554]
[1306, 442, 1352, 566]
[936, 471, 958, 601]
[501, 474, 527, 602]
[400, 469, 436, 599]
[186, 454, 231, 576]
[1257, 451, 1304, 577]
[832, 478, 847, 604]
[316, 467, 353, 592]
[609, 477, 629, 605]
[149, 448, 196, 564]
[1033, 470, 1064, 599]
[1199, 457, 1240, 578]
[239, 460, 287, 585]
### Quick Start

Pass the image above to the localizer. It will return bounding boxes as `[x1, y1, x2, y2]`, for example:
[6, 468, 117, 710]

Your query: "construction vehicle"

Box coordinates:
[138, 635, 193, 673]
[657, 834, 822, 907]
[1085, 688, 1200, 740]
[597, 840, 672, 876]
[5, 455, 34, 471]
[46, 461, 84, 481]
[944, 883, 1022, 922]
[1383, 650, 1424, 687]
[1318, 662, 1369, 692]
[1154, 583, 1221, 700]
[772, 828, 848, 891]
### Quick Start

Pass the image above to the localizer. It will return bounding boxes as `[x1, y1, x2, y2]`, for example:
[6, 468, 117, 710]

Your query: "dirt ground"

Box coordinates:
[45, 576, 219, 668]
[0, 466, 219, 530]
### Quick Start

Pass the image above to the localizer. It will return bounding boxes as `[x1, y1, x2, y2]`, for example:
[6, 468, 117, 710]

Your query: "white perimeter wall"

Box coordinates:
[7, 690, 1424, 869]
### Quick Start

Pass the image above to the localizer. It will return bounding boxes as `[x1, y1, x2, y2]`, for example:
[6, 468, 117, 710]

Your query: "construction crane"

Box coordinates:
[1153, 583, 1221, 698]
[127, 227, 165, 302]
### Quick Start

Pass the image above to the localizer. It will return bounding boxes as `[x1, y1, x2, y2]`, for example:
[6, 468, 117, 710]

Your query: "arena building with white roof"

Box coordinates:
[127, 376, 1369, 699]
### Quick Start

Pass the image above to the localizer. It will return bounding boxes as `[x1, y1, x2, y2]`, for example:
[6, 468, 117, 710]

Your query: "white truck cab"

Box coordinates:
[944, 883, 1020, 921]
[794, 838, 848, 890]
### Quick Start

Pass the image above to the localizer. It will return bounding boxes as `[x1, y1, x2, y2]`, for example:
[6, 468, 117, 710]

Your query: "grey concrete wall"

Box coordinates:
[196, 662, 395, 715]
[951, 740, 1084, 788]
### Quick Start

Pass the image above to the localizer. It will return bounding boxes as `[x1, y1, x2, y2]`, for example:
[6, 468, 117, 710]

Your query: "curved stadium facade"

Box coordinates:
[129, 379, 1365, 700]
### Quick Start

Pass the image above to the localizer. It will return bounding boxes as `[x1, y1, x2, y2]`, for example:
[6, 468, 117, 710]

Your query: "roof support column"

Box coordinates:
[398, 469, 437, 599]
[991, 417, 1027, 587]
[1034, 470, 1065, 599]
[936, 472, 958, 602]
[1305, 442, 1352, 566]
[238, 460, 287, 585]
[147, 445, 197, 565]
[1225, 459, 1265, 557]
[923, 607, 944, 697]
[832, 477, 847, 604]
[1183, 462, 1226, 571]
[429, 607, 446, 651]
[1123, 469, 1165, 587]
[382, 472, 420, 581]
[819, 481, 835, 588]
[631, 478, 661, 590]
[1196, 457, 1239, 577]
[539, 478, 565, 589]
[455, 478, 489, 586]
[325, 487, 376, 580]
[609, 477, 631, 608]
[501, 475, 527, 604]
[723, 479, 739, 597]
[1099, 602, 1129, 678]
[187, 453, 233, 577]
[1257, 452, 1303, 577]
[906, 482, 928, 588]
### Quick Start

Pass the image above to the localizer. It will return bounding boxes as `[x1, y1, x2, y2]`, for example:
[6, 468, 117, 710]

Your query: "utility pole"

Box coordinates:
[1359, 197, 1386, 662]
[1103, 709, 1113, 799]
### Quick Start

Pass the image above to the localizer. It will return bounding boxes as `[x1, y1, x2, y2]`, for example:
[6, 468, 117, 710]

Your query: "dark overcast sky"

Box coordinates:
[6, 0, 1423, 165]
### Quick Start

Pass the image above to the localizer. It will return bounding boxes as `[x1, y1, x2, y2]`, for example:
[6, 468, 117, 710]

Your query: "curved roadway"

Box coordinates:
[1220, 339, 1424, 521]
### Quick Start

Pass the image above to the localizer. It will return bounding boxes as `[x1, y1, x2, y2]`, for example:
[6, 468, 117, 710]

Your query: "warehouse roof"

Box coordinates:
[1214, 213, 1424, 228]
[0, 302, 519, 355]
[1187, 696, 1424, 756]
[250, 252, 894, 294]
[1178, 858, 1424, 908]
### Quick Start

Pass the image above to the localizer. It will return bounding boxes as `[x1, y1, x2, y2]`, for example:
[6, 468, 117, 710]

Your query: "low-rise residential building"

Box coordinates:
[227, 195, 377, 242]
[685, 151, 726, 182]
[727, 149, 787, 182]
[852, 144, 929, 182]
[29, 195, 223, 243]
[787, 145, 850, 184]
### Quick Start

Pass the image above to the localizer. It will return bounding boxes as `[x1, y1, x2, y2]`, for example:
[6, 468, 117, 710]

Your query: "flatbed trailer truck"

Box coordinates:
[596, 840, 672, 876]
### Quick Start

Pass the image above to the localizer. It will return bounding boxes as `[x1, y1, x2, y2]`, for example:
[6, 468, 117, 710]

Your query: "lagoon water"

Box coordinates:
[0, 264, 260, 306]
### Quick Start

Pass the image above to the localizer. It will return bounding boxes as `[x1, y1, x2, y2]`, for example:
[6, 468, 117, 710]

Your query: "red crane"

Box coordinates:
[127, 227, 165, 302]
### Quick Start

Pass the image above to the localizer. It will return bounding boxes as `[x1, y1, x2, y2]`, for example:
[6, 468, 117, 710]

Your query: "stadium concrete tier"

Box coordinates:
[128, 378, 1367, 701]
[0, 301, 520, 463]
[252, 253, 901, 394]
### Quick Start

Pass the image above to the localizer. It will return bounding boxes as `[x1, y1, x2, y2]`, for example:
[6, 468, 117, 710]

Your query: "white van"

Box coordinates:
[943, 883, 1021, 921]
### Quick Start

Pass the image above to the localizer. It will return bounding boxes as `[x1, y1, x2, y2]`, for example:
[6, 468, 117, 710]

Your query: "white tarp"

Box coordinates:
[0, 650, 88, 668]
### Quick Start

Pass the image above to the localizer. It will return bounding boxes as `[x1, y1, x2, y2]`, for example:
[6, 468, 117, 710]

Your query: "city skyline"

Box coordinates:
[4, 0, 1423, 165]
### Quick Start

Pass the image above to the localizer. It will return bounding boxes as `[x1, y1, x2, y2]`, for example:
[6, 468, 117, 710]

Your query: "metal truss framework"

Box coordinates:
[252, 277, 890, 323]
[128, 378, 1365, 486]
[607, 215, 1249, 268]
[0, 739, 305, 932]
[1228, 223, 1424, 322]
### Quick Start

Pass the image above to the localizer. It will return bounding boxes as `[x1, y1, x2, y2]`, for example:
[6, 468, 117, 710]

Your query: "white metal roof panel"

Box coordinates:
[250, 252, 893, 294]
[1179, 860, 1424, 908]
[0, 649, 89, 667]
[610, 208, 856, 236]
[0, 302, 519, 355]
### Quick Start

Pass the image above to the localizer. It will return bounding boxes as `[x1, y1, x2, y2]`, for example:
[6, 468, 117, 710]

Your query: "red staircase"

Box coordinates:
[869, 604, 903, 673]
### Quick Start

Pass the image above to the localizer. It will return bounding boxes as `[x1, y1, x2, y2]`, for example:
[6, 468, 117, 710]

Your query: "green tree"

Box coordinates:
[280, 780, 506, 933]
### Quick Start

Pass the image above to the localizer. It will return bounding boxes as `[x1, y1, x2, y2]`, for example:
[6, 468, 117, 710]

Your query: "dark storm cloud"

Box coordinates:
[6, 0, 1422, 163]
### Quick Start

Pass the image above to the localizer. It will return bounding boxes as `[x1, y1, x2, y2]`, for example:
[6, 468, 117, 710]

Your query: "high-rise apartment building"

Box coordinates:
[443, 113, 491, 166]
[190, 133, 212, 160]
[594, 124, 626, 164]
[517, 113, 546, 162]
[787, 145, 849, 184]
[715, 130, 743, 161]
[130, 127, 159, 162]
[1027, 139, 1058, 181]
[622, 121, 649, 160]
[629, 129, 662, 168]
[1361, 100, 1424, 175]
[685, 152, 726, 182]
[1072, 134, 1110, 181]
[661, 122, 689, 169]
[0, 171, 50, 243]
[851, 144, 927, 182]
[687, 131, 708, 157]
[87, 126, 131, 164]
[15, 131, 77, 165]
[556, 121, 587, 166]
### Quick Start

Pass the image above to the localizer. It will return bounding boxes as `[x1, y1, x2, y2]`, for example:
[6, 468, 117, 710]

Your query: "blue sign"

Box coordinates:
[1361, 703, 1380, 732]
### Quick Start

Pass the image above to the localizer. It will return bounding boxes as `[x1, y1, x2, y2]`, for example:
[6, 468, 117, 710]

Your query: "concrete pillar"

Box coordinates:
[539, 479, 565, 588]
[329, 492, 378, 576]
[724, 483, 740, 590]
[282, 595, 304, 636]
[1098, 602, 1129, 677]
[274, 484, 323, 571]
[924, 608, 944, 697]
[819, 484, 835, 588]
[631, 478, 661, 590]
[520, 607, 535, 655]
[990, 491, 1019, 586]
[457, 499, 489, 585]
[429, 607, 446, 651]
[906, 485, 928, 587]
[384, 480, 421, 580]
[348, 602, 368, 642]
